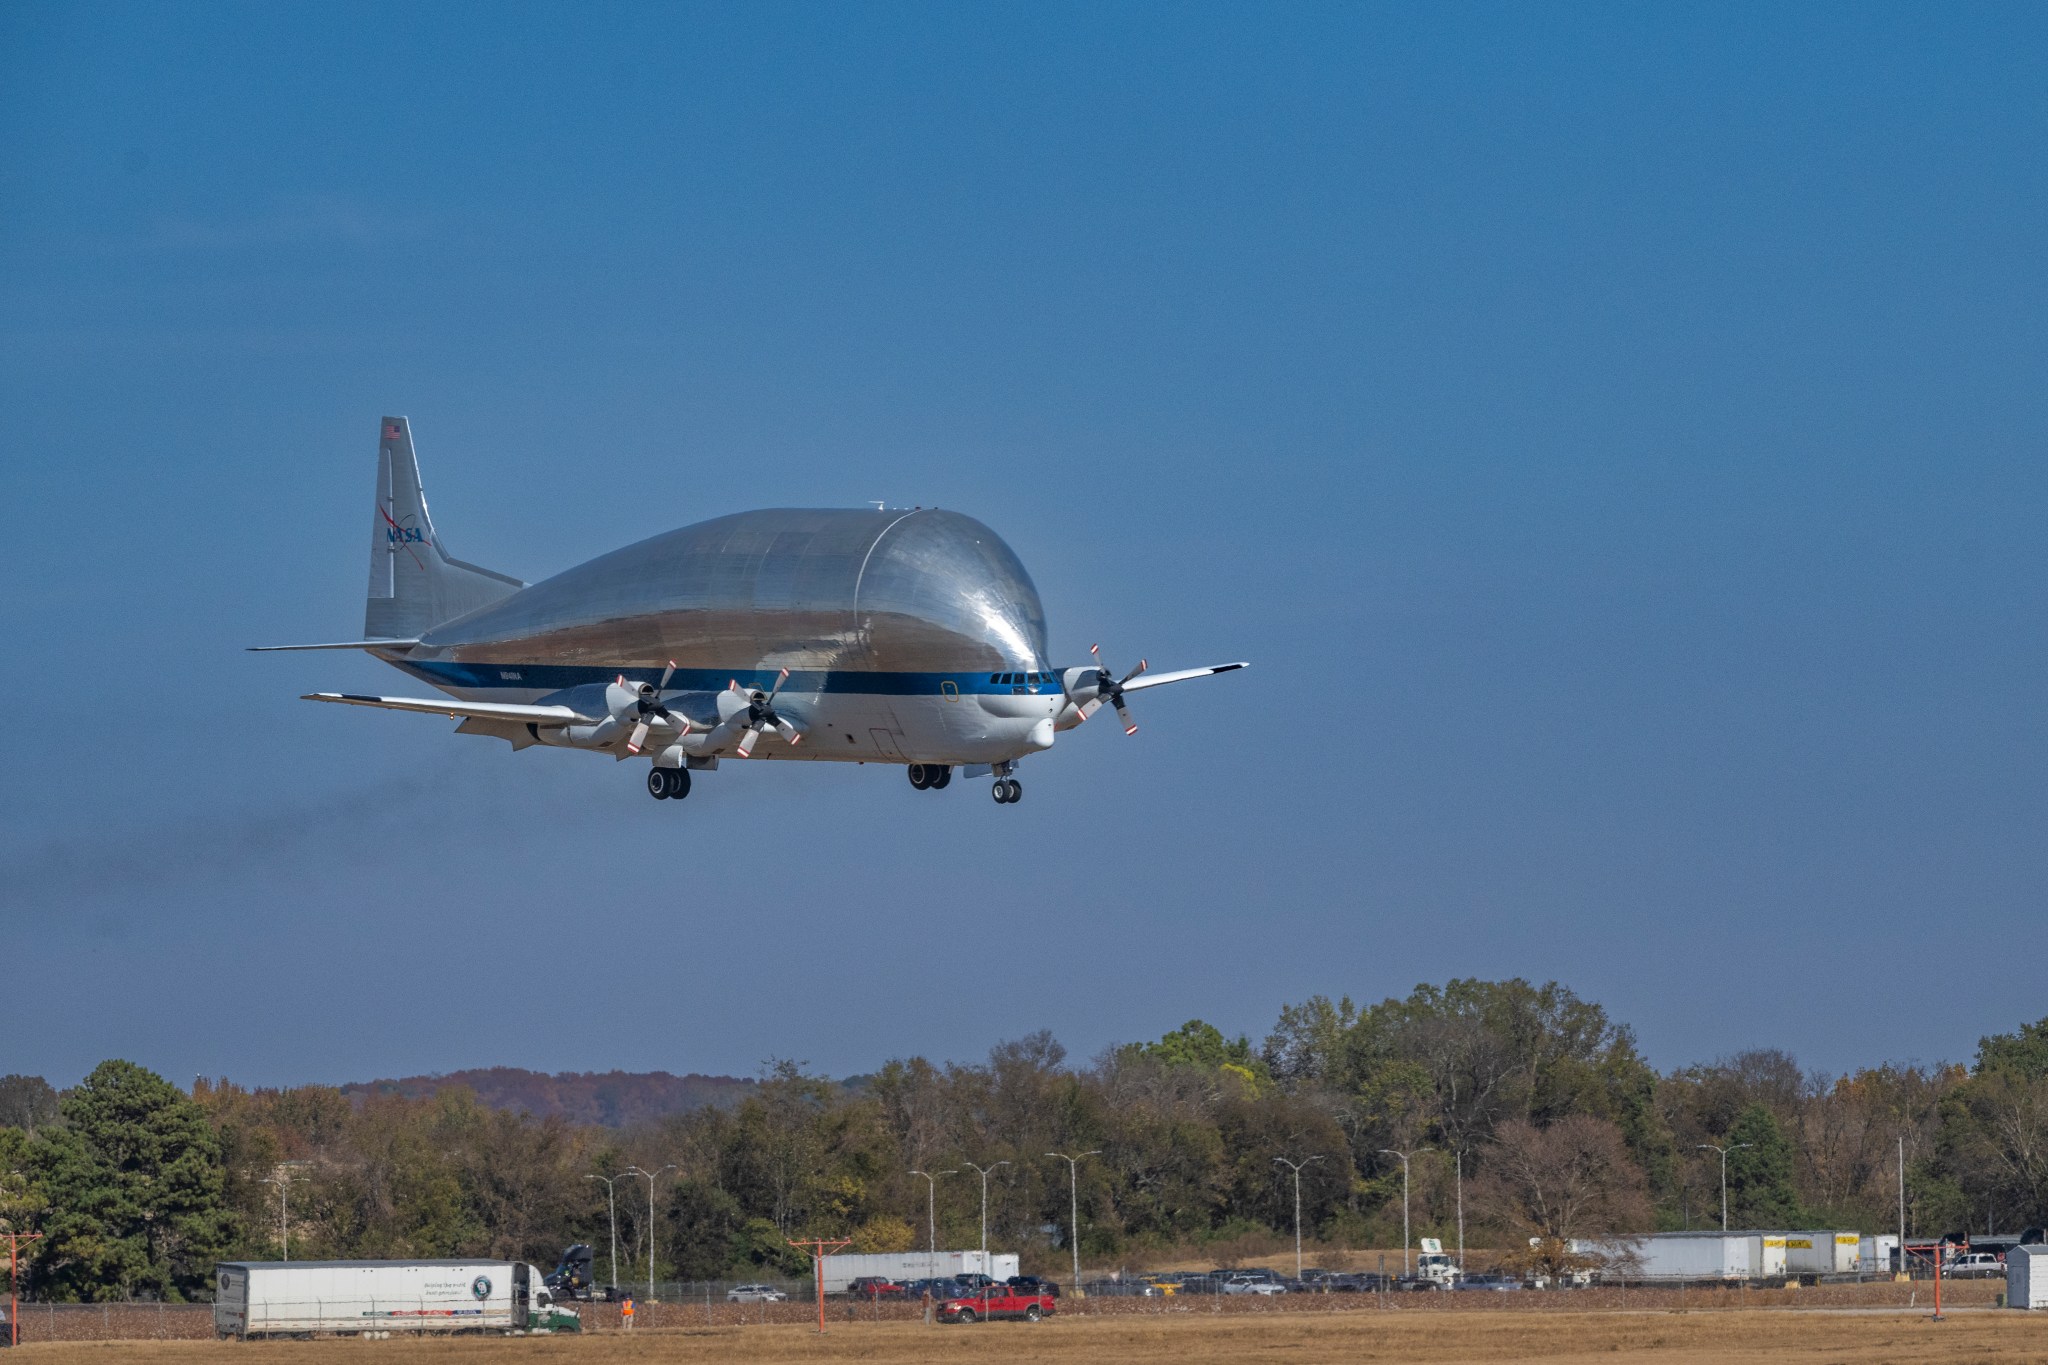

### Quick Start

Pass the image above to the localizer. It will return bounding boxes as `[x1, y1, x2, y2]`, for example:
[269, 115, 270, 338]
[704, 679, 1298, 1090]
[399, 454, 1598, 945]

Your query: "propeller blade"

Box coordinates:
[626, 720, 651, 754]
[774, 718, 802, 745]
[1076, 698, 1102, 722]
[765, 667, 791, 702]
[1113, 697, 1138, 735]
[735, 727, 759, 758]
[657, 659, 677, 690]
[1121, 659, 1149, 685]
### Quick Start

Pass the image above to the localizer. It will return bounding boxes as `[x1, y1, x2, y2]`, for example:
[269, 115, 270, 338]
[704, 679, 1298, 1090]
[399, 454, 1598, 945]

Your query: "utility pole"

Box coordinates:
[258, 1161, 311, 1261]
[1455, 1150, 1465, 1271]
[625, 1164, 676, 1302]
[586, 1173, 624, 1292]
[1046, 1151, 1101, 1295]
[1695, 1143, 1753, 1231]
[1378, 1148, 1430, 1277]
[909, 1169, 956, 1282]
[4, 1232, 41, 1350]
[1898, 1135, 1907, 1277]
[962, 1161, 1010, 1303]
[1272, 1156, 1324, 1280]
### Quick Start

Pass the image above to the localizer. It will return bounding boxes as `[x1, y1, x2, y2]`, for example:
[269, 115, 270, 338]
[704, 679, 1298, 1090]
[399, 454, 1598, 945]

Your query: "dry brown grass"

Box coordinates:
[14, 1307, 2048, 1365]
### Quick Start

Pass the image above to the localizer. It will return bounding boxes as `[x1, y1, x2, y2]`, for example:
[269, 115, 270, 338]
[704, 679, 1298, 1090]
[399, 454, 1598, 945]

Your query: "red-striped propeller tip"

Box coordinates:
[1124, 724, 1139, 735]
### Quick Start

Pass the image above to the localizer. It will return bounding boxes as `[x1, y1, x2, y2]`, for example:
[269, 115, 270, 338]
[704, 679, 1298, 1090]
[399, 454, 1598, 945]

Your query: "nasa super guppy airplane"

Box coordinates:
[257, 417, 1247, 804]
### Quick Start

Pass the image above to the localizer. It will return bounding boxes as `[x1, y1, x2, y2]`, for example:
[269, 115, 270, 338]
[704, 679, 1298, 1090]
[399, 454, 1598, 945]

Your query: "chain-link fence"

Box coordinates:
[0, 1275, 2006, 1343]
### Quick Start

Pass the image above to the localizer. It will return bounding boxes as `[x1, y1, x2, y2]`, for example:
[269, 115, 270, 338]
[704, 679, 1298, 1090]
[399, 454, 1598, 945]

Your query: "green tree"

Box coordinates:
[1724, 1104, 1801, 1228]
[31, 1060, 233, 1301]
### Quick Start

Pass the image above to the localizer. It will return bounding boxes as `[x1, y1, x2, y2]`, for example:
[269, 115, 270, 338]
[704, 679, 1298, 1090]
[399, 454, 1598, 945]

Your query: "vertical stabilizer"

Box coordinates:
[364, 417, 524, 638]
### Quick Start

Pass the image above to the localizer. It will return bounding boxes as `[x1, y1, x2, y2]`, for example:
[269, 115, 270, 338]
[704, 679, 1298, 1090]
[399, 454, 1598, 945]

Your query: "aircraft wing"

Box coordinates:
[249, 639, 420, 653]
[1120, 662, 1249, 692]
[301, 692, 600, 724]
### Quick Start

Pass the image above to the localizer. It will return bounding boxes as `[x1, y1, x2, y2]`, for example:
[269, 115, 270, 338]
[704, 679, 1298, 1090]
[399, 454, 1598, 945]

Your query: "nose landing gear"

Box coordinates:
[991, 779, 1022, 804]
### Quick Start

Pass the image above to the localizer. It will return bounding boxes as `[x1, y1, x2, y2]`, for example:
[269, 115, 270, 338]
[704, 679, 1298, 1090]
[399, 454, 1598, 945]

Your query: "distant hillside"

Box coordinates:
[338, 1068, 754, 1127]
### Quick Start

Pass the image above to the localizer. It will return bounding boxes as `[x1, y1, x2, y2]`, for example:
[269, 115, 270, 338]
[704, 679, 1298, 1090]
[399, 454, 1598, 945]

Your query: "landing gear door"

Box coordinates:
[869, 728, 902, 757]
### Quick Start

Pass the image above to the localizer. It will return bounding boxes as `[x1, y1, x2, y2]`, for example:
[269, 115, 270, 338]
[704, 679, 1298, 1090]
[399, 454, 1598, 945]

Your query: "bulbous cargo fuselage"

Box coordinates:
[390, 508, 1069, 765]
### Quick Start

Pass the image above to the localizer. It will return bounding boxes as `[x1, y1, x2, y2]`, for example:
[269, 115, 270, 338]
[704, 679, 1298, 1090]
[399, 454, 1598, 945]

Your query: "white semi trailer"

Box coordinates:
[1783, 1231, 1861, 1276]
[213, 1259, 577, 1339]
[1570, 1232, 1787, 1283]
[819, 1251, 1019, 1294]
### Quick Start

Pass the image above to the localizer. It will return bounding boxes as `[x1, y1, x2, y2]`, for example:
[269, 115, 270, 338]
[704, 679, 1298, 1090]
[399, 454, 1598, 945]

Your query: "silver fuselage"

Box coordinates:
[381, 507, 1067, 765]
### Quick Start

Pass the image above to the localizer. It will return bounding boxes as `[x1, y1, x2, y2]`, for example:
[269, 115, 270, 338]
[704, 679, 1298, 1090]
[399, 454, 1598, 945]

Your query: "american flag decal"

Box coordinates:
[383, 422, 401, 441]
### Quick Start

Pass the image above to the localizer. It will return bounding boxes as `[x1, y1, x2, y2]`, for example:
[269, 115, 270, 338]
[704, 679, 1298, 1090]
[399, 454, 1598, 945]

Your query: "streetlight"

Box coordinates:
[586, 1173, 626, 1293]
[909, 1169, 956, 1282]
[1454, 1150, 1465, 1271]
[259, 1162, 311, 1261]
[1272, 1156, 1324, 1280]
[1696, 1143, 1753, 1231]
[961, 1161, 1010, 1293]
[1045, 1151, 1101, 1295]
[625, 1164, 676, 1302]
[1378, 1148, 1431, 1277]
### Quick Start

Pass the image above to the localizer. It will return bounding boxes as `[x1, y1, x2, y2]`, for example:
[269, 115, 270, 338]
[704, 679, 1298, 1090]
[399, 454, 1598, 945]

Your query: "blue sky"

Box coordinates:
[3, 3, 2043, 1089]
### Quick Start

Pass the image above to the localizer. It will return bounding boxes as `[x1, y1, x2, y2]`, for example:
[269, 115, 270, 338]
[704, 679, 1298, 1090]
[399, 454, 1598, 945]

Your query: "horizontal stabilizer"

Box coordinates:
[1119, 662, 1249, 692]
[302, 693, 599, 724]
[248, 639, 420, 653]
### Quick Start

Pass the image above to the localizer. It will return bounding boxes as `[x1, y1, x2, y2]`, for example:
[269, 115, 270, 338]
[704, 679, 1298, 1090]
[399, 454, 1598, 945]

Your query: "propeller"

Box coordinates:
[608, 661, 689, 755]
[723, 669, 804, 757]
[1076, 643, 1148, 734]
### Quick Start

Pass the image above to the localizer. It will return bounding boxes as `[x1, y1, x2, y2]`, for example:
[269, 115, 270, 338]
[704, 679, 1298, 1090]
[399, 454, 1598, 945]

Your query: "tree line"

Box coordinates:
[2, 978, 2043, 1301]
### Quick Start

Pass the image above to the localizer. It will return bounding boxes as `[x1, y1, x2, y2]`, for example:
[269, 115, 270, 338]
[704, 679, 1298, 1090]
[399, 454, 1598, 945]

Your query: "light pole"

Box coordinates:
[910, 1169, 956, 1281]
[586, 1173, 625, 1292]
[1696, 1143, 1753, 1231]
[1272, 1156, 1325, 1280]
[961, 1161, 1010, 1291]
[626, 1164, 676, 1302]
[1378, 1148, 1430, 1277]
[259, 1161, 311, 1261]
[1046, 1151, 1101, 1294]
[1454, 1150, 1465, 1271]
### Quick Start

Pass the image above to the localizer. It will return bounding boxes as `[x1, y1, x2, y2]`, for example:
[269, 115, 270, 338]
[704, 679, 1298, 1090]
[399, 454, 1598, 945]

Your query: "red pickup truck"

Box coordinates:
[937, 1290, 1057, 1323]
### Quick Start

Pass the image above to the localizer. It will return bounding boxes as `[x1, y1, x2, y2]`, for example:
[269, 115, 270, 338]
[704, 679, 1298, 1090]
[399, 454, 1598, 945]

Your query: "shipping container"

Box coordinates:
[213, 1260, 573, 1339]
[818, 1251, 1019, 1294]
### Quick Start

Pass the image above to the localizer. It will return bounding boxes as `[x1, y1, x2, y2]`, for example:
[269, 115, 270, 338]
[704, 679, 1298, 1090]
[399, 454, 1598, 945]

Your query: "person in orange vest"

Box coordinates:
[621, 1294, 635, 1330]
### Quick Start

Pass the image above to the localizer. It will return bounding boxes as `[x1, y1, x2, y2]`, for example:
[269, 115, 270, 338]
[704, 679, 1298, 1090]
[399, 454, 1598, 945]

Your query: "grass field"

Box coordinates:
[14, 1307, 2048, 1365]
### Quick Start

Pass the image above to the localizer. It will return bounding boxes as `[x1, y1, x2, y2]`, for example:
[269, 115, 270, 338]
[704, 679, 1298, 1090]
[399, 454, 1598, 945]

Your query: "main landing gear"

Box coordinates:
[991, 778, 1022, 804]
[906, 764, 952, 790]
[647, 767, 691, 800]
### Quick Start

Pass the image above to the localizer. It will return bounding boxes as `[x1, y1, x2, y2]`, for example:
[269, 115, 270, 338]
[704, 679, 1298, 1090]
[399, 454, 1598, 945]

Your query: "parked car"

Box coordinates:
[1005, 1275, 1063, 1298]
[848, 1276, 907, 1300]
[1081, 1279, 1162, 1297]
[1453, 1274, 1524, 1291]
[726, 1284, 788, 1302]
[1221, 1274, 1287, 1295]
[1947, 1253, 2005, 1280]
[936, 1289, 1057, 1323]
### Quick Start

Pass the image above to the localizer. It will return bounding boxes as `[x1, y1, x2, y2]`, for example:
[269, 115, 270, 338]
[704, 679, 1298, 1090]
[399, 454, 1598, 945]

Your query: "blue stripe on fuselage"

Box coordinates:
[393, 659, 1062, 698]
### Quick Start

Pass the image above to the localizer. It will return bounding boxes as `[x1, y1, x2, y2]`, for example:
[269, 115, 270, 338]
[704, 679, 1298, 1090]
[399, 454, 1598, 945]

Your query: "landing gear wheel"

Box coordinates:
[992, 779, 1021, 804]
[907, 763, 931, 790]
[648, 767, 691, 800]
[929, 765, 952, 789]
